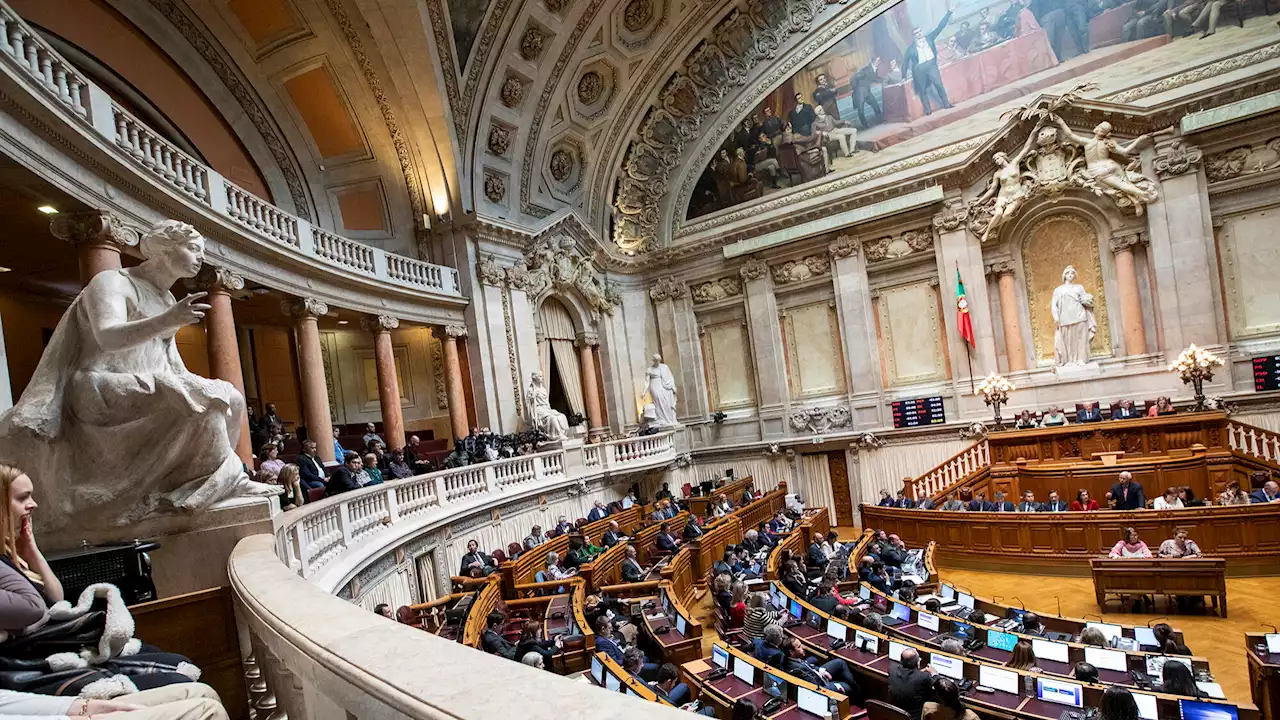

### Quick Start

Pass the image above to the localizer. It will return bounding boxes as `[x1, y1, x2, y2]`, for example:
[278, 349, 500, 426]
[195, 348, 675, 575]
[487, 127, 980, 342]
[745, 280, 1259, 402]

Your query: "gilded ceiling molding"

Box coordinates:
[325, 0, 428, 245]
[144, 0, 313, 220]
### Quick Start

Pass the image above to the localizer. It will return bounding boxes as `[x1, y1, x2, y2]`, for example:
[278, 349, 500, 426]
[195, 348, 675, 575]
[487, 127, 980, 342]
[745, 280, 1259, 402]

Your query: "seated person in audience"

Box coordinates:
[1017, 490, 1040, 513]
[923, 598, 943, 614]
[1113, 399, 1142, 419]
[1076, 402, 1103, 423]
[1041, 406, 1068, 426]
[807, 539, 830, 570]
[784, 638, 862, 701]
[326, 451, 364, 497]
[743, 592, 782, 641]
[1007, 640, 1041, 672]
[820, 531, 843, 559]
[460, 539, 496, 577]
[1148, 396, 1176, 417]
[712, 494, 735, 517]
[1079, 626, 1108, 648]
[1251, 479, 1280, 503]
[888, 647, 935, 720]
[385, 447, 414, 479]
[594, 616, 627, 664]
[1111, 471, 1146, 510]
[545, 551, 577, 582]
[1157, 525, 1203, 558]
[587, 500, 611, 522]
[656, 482, 674, 501]
[941, 493, 966, 511]
[1040, 490, 1068, 512]
[272, 464, 304, 510]
[735, 546, 761, 578]
[729, 581, 749, 627]
[550, 516, 574, 536]
[1161, 660, 1205, 698]
[524, 525, 547, 550]
[862, 612, 885, 633]
[1218, 480, 1251, 506]
[753, 625, 789, 666]
[564, 538, 591, 569]
[781, 560, 809, 598]
[809, 579, 845, 612]
[1108, 527, 1153, 558]
[968, 491, 991, 512]
[652, 662, 713, 714]
[713, 573, 734, 615]
[713, 548, 737, 577]
[656, 522, 681, 552]
[939, 638, 966, 656]
[1075, 662, 1099, 683]
[1153, 622, 1192, 655]
[742, 486, 757, 504]
[621, 488, 638, 509]
[880, 534, 908, 567]
[866, 560, 896, 594]
[481, 611, 518, 659]
[894, 490, 917, 508]
[257, 443, 285, 480]
[922, 676, 979, 720]
[1177, 486, 1204, 507]
[620, 545, 646, 582]
[1101, 687, 1141, 720]
[1020, 612, 1046, 637]
[1071, 488, 1099, 511]
[770, 511, 793, 533]
[989, 491, 1015, 512]
[361, 453, 384, 486]
[916, 495, 938, 510]
[740, 529, 763, 555]
[1154, 487, 1184, 510]
[878, 489, 896, 506]
[521, 652, 545, 670]
[683, 515, 704, 540]
[1014, 410, 1038, 429]
[295, 440, 327, 490]
[602, 520, 624, 547]
[362, 422, 384, 449]
[515, 619, 562, 666]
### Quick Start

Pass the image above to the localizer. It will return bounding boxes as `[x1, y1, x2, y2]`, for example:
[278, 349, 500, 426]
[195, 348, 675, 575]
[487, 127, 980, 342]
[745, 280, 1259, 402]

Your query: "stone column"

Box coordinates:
[741, 258, 789, 437]
[577, 332, 604, 439]
[829, 236, 881, 424]
[193, 265, 252, 463]
[651, 277, 707, 421]
[986, 261, 1027, 372]
[49, 210, 139, 284]
[363, 315, 405, 450]
[282, 298, 334, 462]
[442, 325, 470, 442]
[933, 198, 999, 381]
[1110, 232, 1149, 357]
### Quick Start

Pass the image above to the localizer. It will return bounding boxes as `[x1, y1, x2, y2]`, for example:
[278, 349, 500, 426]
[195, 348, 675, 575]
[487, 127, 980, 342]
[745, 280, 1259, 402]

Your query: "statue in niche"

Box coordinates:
[0, 221, 279, 535]
[644, 354, 678, 428]
[1051, 117, 1158, 214]
[1051, 265, 1097, 367]
[970, 124, 1040, 243]
[526, 372, 569, 442]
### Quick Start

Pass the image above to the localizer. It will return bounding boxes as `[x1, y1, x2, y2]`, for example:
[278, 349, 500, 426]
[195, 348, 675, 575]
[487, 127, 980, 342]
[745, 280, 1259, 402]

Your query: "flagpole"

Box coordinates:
[957, 262, 976, 394]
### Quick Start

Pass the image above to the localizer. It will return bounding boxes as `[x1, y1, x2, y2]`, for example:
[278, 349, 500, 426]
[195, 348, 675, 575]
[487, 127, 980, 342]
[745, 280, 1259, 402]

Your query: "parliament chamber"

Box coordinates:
[1, 0, 1280, 718]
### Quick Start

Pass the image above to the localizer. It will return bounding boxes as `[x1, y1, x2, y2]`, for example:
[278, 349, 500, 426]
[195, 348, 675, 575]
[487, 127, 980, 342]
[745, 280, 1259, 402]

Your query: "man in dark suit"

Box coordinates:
[460, 538, 496, 577]
[713, 548, 736, 577]
[784, 638, 861, 700]
[753, 626, 788, 667]
[621, 545, 645, 582]
[849, 59, 883, 129]
[989, 491, 1015, 512]
[1040, 490, 1069, 512]
[594, 616, 625, 664]
[1250, 480, 1280, 503]
[655, 523, 681, 552]
[1111, 471, 1146, 510]
[602, 520, 624, 548]
[788, 93, 817, 136]
[481, 611, 517, 660]
[895, 491, 917, 508]
[1017, 490, 1041, 513]
[968, 490, 991, 512]
[325, 451, 362, 498]
[296, 440, 326, 491]
[587, 500, 610, 523]
[682, 516, 704, 541]
[902, 10, 954, 115]
[888, 648, 933, 720]
[812, 73, 841, 120]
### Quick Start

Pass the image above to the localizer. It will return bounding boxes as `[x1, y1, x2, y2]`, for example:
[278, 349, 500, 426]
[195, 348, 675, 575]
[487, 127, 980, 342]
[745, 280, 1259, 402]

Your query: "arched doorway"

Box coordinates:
[538, 297, 585, 423]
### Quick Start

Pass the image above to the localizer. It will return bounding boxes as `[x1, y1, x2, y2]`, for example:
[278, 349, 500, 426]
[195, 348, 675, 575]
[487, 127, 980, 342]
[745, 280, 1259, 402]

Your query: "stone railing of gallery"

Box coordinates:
[234, 432, 679, 719]
[0, 2, 460, 298]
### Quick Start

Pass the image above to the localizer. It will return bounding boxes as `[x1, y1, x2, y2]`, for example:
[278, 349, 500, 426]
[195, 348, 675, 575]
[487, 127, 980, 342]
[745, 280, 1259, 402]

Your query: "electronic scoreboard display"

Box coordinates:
[891, 396, 946, 428]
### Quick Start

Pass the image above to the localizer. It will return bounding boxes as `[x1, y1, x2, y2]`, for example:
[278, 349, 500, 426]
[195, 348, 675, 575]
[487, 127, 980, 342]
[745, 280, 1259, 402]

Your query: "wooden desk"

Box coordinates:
[1246, 633, 1280, 720]
[1091, 557, 1228, 616]
[683, 644, 853, 720]
[861, 502, 1280, 574]
[687, 476, 754, 518]
[799, 507, 830, 550]
[642, 583, 703, 665]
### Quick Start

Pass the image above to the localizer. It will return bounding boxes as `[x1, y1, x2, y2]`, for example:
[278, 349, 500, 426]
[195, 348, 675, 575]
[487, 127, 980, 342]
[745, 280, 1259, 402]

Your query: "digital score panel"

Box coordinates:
[891, 396, 946, 429]
[1253, 355, 1280, 391]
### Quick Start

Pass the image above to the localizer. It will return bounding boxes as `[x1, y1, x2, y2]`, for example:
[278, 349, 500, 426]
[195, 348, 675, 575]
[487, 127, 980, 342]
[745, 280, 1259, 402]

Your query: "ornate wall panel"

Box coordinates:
[782, 302, 845, 399]
[875, 280, 945, 386]
[1218, 209, 1280, 339]
[700, 321, 755, 410]
[1022, 214, 1111, 364]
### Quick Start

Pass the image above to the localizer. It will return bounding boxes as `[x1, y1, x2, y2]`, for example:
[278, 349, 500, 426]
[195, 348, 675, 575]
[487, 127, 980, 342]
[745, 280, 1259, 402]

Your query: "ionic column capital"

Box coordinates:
[281, 297, 329, 320]
[189, 265, 245, 294]
[828, 235, 860, 259]
[985, 260, 1017, 278]
[575, 332, 600, 347]
[445, 324, 468, 339]
[1109, 231, 1148, 253]
[361, 315, 400, 333]
[50, 210, 140, 252]
[932, 198, 969, 233]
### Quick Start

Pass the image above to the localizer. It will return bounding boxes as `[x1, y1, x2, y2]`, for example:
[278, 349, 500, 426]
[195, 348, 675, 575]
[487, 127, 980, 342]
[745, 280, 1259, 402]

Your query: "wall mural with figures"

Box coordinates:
[682, 0, 1264, 221]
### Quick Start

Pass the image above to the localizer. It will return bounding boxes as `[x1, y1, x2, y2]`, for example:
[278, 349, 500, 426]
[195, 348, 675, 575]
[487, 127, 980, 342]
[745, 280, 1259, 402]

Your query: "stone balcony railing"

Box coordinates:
[0, 1, 460, 299]
[234, 432, 681, 719]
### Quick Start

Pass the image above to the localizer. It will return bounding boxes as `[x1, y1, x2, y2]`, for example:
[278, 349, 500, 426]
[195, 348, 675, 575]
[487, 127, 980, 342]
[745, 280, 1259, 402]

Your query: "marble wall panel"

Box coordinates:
[1219, 208, 1280, 339]
[877, 281, 944, 386]
[701, 321, 756, 410]
[783, 302, 846, 399]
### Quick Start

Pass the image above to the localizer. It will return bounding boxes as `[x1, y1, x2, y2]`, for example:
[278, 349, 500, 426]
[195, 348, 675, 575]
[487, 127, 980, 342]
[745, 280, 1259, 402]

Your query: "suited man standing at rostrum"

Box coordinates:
[1111, 471, 1146, 510]
[902, 7, 955, 115]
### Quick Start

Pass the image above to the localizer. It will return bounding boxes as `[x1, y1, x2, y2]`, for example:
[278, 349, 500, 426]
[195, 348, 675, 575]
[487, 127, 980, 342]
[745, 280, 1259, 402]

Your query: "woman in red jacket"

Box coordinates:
[1070, 488, 1100, 511]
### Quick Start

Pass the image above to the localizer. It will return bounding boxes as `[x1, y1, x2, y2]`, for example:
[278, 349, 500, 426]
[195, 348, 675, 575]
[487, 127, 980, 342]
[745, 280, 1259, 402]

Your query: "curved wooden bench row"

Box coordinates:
[860, 501, 1280, 575]
[686, 476, 754, 517]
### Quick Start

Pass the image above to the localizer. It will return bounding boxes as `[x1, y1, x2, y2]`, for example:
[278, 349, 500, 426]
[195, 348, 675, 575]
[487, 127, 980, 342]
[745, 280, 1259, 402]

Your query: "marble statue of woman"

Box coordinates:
[970, 122, 1040, 243]
[1051, 265, 1097, 366]
[526, 371, 569, 441]
[645, 354, 678, 427]
[0, 220, 278, 536]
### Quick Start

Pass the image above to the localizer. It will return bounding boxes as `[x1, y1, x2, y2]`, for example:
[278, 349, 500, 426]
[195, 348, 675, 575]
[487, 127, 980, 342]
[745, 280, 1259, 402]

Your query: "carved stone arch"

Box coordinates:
[533, 291, 596, 337]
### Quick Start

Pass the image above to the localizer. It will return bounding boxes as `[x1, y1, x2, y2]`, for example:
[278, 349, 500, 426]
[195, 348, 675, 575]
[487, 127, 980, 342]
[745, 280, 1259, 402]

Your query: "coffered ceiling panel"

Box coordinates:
[282, 64, 367, 160]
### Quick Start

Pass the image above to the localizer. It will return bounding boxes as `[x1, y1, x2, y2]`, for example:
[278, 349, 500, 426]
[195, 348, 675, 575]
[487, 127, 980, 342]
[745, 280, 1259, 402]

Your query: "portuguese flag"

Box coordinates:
[956, 269, 975, 346]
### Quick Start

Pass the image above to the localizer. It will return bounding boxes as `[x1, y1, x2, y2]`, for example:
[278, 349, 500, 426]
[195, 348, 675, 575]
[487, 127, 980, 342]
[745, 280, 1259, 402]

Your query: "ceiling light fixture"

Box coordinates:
[0, 267, 11, 273]
[37, 205, 58, 215]
[337, 320, 349, 325]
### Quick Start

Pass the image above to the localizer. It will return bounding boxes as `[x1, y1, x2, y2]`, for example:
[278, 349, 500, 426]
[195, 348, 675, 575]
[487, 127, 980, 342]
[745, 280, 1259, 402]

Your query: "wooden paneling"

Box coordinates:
[827, 452, 855, 526]
[131, 588, 245, 719]
[251, 327, 302, 428]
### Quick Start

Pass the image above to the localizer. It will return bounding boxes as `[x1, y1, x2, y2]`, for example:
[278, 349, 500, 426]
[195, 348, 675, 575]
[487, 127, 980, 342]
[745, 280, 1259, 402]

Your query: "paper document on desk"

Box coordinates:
[646, 613, 668, 621]
[916, 594, 940, 605]
[1196, 682, 1225, 699]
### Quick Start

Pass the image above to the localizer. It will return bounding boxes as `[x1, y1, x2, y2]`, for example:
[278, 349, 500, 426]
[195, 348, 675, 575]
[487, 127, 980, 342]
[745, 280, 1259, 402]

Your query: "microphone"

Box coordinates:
[1083, 613, 1102, 622]
[1262, 623, 1278, 633]
[1146, 617, 1168, 628]
[1012, 597, 1026, 610]
[1054, 596, 1062, 617]
[991, 596, 1004, 604]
